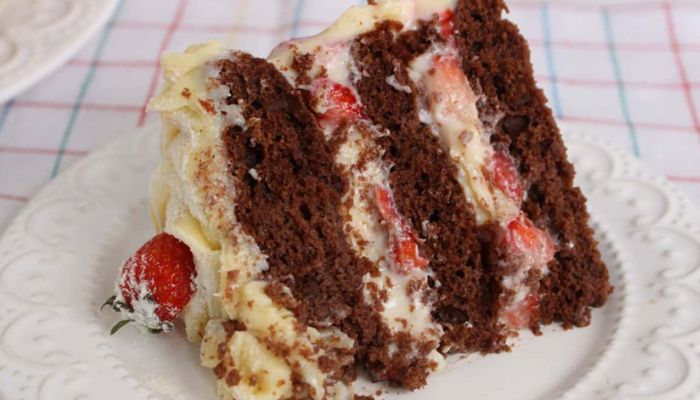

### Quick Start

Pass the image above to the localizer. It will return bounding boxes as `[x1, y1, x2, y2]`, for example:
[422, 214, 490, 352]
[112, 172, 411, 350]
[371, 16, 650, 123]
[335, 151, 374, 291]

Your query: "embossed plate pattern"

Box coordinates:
[0, 124, 699, 400]
[0, 0, 118, 103]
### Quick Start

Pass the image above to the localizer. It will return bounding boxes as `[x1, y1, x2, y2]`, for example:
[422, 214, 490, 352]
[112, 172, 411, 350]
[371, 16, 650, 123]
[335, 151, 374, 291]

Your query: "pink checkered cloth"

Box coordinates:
[0, 0, 699, 233]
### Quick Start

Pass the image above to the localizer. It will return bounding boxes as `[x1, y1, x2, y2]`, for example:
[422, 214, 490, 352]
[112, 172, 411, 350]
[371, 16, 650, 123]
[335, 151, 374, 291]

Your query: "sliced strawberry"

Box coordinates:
[500, 216, 553, 331]
[104, 233, 196, 333]
[503, 292, 539, 329]
[439, 9, 454, 39]
[432, 54, 466, 90]
[490, 149, 524, 203]
[375, 185, 399, 221]
[431, 55, 524, 204]
[505, 214, 555, 265]
[311, 79, 363, 126]
[429, 54, 479, 123]
[373, 186, 429, 273]
[394, 237, 429, 272]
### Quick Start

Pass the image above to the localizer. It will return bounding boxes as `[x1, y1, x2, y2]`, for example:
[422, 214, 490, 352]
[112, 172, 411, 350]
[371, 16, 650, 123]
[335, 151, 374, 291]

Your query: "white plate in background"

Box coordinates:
[0, 0, 118, 103]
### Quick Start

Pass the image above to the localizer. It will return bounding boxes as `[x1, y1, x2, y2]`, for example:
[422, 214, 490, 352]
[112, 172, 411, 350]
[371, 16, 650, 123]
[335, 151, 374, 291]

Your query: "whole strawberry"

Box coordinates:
[102, 233, 196, 334]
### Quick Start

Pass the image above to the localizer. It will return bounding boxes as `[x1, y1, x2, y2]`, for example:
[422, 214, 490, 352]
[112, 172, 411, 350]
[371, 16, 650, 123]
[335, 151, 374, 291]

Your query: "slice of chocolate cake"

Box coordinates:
[106, 0, 611, 398]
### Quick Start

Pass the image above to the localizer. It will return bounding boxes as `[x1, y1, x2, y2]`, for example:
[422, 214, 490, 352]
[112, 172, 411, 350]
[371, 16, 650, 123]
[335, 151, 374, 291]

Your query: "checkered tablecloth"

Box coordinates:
[0, 0, 699, 233]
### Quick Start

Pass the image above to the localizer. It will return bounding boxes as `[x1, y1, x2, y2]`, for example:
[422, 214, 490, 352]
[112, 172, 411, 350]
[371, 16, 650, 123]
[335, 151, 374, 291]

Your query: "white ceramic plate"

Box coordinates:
[1, 124, 699, 400]
[0, 0, 118, 103]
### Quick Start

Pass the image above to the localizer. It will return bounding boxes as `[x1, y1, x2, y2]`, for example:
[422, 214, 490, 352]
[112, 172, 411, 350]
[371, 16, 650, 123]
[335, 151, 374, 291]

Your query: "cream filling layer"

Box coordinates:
[409, 47, 520, 225]
[336, 124, 443, 367]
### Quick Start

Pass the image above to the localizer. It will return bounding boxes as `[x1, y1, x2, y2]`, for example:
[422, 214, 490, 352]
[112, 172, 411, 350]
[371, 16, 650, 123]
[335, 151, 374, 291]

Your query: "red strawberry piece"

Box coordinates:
[432, 54, 464, 83]
[311, 79, 363, 126]
[505, 214, 555, 265]
[375, 185, 400, 222]
[429, 54, 479, 121]
[490, 149, 524, 203]
[439, 9, 454, 39]
[104, 233, 196, 333]
[503, 292, 539, 329]
[394, 237, 430, 272]
[374, 186, 429, 273]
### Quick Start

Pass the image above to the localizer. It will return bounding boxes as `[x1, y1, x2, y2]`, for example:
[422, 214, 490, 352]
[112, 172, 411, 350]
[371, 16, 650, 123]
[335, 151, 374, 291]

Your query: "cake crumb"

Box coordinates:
[385, 75, 412, 93]
[198, 98, 216, 115]
[248, 168, 260, 181]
